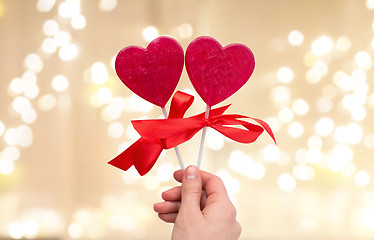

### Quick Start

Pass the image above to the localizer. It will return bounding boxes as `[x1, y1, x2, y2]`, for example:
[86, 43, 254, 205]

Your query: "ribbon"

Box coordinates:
[109, 91, 276, 176]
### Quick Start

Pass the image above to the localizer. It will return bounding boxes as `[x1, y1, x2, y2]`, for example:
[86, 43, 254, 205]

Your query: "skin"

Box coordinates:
[154, 165, 241, 240]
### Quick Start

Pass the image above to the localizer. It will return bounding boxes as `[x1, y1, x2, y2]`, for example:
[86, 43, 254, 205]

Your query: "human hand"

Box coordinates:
[154, 165, 241, 240]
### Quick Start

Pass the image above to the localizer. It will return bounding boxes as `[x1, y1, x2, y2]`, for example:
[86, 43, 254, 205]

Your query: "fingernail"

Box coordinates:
[185, 165, 198, 180]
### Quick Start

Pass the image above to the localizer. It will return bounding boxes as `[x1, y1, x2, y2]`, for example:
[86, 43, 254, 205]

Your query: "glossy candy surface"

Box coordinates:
[185, 36, 255, 106]
[115, 37, 184, 108]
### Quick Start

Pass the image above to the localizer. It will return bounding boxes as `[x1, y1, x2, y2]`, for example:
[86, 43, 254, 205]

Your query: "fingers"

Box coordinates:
[161, 186, 181, 201]
[157, 213, 178, 223]
[153, 201, 181, 214]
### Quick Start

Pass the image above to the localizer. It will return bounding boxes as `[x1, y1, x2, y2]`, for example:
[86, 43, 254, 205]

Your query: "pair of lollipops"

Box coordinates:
[109, 36, 276, 176]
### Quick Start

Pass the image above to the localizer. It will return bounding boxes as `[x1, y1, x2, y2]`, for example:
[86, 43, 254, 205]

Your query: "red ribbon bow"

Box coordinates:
[109, 91, 276, 176]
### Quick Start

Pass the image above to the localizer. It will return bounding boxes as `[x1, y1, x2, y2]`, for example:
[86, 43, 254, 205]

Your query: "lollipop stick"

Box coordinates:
[197, 105, 211, 169]
[162, 107, 185, 171]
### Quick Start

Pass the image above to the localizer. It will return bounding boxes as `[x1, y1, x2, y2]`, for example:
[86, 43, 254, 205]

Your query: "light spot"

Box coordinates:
[71, 14, 86, 29]
[38, 94, 56, 111]
[288, 30, 304, 46]
[278, 107, 294, 123]
[25, 53, 43, 73]
[206, 128, 224, 150]
[37, 0, 56, 12]
[107, 122, 124, 138]
[355, 170, 370, 187]
[291, 98, 309, 116]
[277, 67, 294, 83]
[142, 26, 159, 42]
[99, 0, 117, 11]
[43, 19, 59, 36]
[59, 43, 78, 61]
[354, 51, 372, 70]
[336, 36, 351, 51]
[278, 173, 296, 192]
[315, 117, 334, 137]
[293, 165, 315, 181]
[91, 62, 108, 84]
[311, 36, 334, 56]
[52, 75, 69, 92]
[68, 223, 84, 239]
[288, 121, 304, 138]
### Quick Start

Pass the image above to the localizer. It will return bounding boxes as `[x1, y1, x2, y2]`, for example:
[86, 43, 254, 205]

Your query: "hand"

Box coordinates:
[154, 165, 241, 240]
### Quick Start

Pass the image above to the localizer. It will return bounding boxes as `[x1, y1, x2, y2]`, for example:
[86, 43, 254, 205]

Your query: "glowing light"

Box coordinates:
[288, 121, 304, 138]
[313, 61, 328, 76]
[101, 97, 125, 121]
[107, 122, 124, 138]
[291, 98, 309, 116]
[293, 165, 315, 181]
[38, 94, 57, 111]
[99, 0, 117, 11]
[126, 125, 140, 141]
[346, 123, 363, 145]
[262, 144, 280, 162]
[43, 19, 59, 36]
[12, 96, 31, 114]
[336, 36, 351, 51]
[37, 0, 56, 12]
[311, 36, 334, 56]
[54, 31, 71, 46]
[206, 128, 224, 150]
[58, 0, 80, 18]
[125, 95, 154, 113]
[295, 149, 308, 164]
[17, 125, 34, 147]
[351, 106, 366, 121]
[52, 75, 69, 92]
[23, 219, 39, 239]
[278, 107, 294, 123]
[42, 37, 57, 54]
[0, 1, 4, 18]
[91, 62, 108, 84]
[327, 144, 353, 172]
[355, 170, 370, 187]
[354, 51, 372, 70]
[96, 88, 113, 104]
[0, 121, 4, 136]
[21, 108, 37, 124]
[306, 149, 323, 164]
[142, 26, 159, 42]
[306, 68, 322, 84]
[71, 14, 86, 29]
[369, 93, 374, 108]
[3, 146, 20, 161]
[122, 167, 140, 184]
[177, 23, 193, 39]
[317, 97, 332, 113]
[271, 85, 291, 107]
[0, 158, 14, 175]
[24, 83, 40, 99]
[364, 133, 374, 149]
[144, 175, 160, 190]
[59, 43, 78, 61]
[9, 77, 25, 95]
[366, 0, 374, 9]
[288, 30, 304, 46]
[157, 163, 174, 182]
[9, 221, 23, 239]
[341, 162, 356, 176]
[277, 67, 294, 83]
[315, 117, 334, 137]
[68, 223, 84, 239]
[278, 173, 296, 192]
[25, 53, 43, 72]
[308, 135, 323, 149]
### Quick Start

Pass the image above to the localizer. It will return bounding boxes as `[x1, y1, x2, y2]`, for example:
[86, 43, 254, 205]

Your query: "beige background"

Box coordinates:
[1, 0, 374, 239]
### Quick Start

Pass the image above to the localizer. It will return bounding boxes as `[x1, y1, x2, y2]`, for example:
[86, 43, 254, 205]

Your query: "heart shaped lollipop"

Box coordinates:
[185, 36, 255, 106]
[115, 36, 184, 108]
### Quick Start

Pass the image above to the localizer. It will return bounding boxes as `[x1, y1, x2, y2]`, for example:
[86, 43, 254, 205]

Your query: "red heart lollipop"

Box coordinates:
[115, 36, 184, 108]
[185, 36, 255, 106]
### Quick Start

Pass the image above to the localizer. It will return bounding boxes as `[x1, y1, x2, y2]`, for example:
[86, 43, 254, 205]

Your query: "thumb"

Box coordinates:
[179, 165, 202, 214]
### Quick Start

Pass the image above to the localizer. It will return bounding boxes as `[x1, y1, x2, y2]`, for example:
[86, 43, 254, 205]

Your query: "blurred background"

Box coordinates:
[1, 0, 374, 239]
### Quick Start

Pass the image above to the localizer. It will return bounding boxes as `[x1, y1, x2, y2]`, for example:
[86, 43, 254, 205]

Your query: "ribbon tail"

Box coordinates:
[247, 117, 277, 144]
[211, 123, 264, 143]
[108, 139, 143, 172]
[132, 139, 163, 176]
[108, 138, 163, 176]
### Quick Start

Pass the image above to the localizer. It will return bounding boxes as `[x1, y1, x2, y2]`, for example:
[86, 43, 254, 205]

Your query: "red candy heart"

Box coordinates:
[185, 36, 255, 106]
[115, 36, 184, 108]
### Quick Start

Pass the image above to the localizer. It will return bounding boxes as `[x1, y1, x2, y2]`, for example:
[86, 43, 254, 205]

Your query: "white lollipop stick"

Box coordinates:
[162, 107, 185, 171]
[197, 105, 211, 169]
